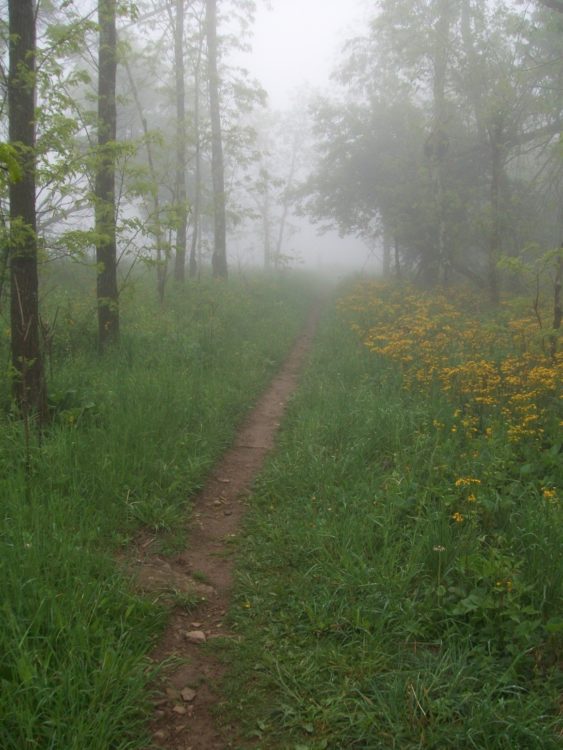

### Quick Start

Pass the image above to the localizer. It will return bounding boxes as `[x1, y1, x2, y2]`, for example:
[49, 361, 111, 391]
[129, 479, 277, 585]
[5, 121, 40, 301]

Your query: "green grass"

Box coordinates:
[225, 298, 562, 749]
[0, 268, 311, 749]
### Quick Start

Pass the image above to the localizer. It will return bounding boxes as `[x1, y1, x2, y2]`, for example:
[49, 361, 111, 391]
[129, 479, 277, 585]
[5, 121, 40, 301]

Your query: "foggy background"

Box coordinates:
[230, 0, 376, 274]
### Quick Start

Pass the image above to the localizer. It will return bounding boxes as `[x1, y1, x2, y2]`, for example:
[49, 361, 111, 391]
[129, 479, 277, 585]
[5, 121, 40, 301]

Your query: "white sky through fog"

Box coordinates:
[249, 0, 365, 109]
[234, 0, 374, 272]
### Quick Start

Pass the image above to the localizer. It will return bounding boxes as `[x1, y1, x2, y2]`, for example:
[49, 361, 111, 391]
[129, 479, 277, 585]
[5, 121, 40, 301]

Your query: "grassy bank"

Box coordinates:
[226, 283, 562, 749]
[0, 271, 311, 749]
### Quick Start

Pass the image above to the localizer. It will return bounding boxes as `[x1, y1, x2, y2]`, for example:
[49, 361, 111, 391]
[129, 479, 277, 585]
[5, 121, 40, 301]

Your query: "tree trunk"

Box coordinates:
[206, 0, 227, 278]
[262, 170, 272, 270]
[8, 0, 47, 422]
[382, 231, 391, 277]
[488, 124, 503, 306]
[550, 249, 562, 360]
[274, 129, 301, 267]
[124, 60, 167, 303]
[174, 0, 188, 282]
[432, 0, 452, 285]
[189, 39, 204, 278]
[460, 0, 486, 142]
[96, 0, 119, 349]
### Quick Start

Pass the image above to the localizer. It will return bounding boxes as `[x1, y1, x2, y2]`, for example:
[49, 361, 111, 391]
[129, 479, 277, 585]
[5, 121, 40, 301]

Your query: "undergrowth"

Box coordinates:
[0, 268, 311, 749]
[226, 286, 562, 750]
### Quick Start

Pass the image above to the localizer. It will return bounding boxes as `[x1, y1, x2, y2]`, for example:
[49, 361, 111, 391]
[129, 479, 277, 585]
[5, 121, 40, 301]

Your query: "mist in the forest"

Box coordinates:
[228, 0, 371, 273]
[248, 0, 365, 110]
[2, 0, 562, 299]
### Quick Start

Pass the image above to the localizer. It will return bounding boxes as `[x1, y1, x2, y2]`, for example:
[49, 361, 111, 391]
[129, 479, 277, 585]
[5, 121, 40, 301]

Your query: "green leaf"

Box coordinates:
[0, 143, 22, 182]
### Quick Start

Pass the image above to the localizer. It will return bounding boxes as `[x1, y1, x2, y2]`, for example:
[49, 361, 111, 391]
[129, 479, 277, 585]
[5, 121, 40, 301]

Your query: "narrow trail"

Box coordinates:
[134, 307, 319, 750]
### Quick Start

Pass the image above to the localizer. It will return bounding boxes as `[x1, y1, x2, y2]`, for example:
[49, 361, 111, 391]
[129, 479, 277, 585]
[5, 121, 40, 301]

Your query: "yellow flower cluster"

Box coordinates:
[338, 282, 562, 444]
[454, 477, 481, 487]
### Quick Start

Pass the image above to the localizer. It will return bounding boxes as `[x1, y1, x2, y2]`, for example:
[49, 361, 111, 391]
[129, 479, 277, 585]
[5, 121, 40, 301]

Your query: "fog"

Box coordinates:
[249, 0, 365, 111]
[228, 0, 375, 273]
[4, 0, 561, 291]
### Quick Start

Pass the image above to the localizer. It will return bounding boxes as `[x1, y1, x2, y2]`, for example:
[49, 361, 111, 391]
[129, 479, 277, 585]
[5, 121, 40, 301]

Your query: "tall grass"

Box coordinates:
[226, 290, 562, 749]
[0, 269, 311, 749]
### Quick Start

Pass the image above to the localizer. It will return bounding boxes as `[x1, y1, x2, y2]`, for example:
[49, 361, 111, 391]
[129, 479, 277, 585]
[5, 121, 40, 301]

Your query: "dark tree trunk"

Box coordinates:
[174, 0, 188, 282]
[96, 0, 119, 349]
[8, 0, 47, 422]
[206, 0, 227, 278]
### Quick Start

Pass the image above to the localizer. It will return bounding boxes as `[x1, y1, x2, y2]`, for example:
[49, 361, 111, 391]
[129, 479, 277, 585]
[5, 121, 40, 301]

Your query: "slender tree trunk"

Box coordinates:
[8, 0, 47, 422]
[96, 0, 119, 349]
[550, 249, 562, 360]
[461, 0, 486, 142]
[432, 0, 452, 285]
[462, 0, 503, 303]
[174, 0, 188, 282]
[382, 231, 391, 277]
[0, 215, 10, 309]
[274, 129, 300, 268]
[206, 0, 227, 278]
[488, 124, 503, 306]
[124, 60, 167, 302]
[262, 170, 272, 270]
[394, 236, 401, 278]
[189, 45, 203, 278]
[274, 197, 288, 269]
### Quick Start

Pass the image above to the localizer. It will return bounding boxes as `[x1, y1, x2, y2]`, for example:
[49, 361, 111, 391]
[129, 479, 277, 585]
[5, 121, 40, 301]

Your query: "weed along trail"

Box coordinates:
[135, 308, 319, 750]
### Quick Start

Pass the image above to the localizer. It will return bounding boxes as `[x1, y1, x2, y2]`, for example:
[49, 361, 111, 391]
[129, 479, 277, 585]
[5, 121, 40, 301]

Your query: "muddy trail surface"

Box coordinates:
[132, 307, 319, 750]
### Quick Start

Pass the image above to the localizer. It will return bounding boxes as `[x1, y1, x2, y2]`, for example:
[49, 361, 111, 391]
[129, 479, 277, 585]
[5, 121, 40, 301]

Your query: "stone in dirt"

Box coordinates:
[173, 705, 187, 715]
[185, 630, 207, 644]
[181, 687, 197, 702]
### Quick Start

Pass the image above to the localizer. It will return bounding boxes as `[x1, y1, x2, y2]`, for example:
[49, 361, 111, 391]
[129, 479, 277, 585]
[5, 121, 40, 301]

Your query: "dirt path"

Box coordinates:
[134, 308, 319, 750]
